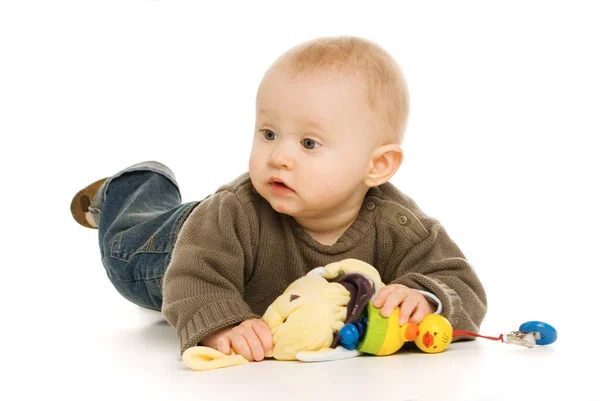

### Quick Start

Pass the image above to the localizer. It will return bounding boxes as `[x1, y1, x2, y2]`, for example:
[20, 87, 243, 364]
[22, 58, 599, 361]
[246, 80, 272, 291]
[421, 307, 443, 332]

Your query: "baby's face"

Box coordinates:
[249, 65, 380, 219]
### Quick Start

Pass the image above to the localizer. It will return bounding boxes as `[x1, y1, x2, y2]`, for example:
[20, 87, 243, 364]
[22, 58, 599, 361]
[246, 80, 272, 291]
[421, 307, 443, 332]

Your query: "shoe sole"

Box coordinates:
[70, 177, 108, 229]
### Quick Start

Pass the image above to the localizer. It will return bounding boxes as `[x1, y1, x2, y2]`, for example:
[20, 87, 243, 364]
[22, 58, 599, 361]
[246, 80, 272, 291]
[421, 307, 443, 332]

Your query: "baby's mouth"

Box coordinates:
[268, 177, 294, 192]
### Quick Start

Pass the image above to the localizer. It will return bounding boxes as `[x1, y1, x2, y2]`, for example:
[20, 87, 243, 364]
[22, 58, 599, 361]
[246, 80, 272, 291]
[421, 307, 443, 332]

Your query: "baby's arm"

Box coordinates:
[386, 222, 487, 334]
[162, 190, 262, 354]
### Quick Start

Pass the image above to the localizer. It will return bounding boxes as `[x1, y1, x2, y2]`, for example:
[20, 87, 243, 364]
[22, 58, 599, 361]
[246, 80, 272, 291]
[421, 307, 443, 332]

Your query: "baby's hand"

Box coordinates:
[373, 284, 434, 325]
[201, 319, 273, 362]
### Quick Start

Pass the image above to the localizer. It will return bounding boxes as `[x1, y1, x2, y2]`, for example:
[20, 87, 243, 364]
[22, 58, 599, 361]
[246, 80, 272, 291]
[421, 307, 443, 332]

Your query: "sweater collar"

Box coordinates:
[284, 186, 382, 255]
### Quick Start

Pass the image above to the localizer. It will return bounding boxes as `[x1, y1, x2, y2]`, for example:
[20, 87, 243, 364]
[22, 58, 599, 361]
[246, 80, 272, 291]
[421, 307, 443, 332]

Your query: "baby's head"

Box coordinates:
[249, 36, 409, 219]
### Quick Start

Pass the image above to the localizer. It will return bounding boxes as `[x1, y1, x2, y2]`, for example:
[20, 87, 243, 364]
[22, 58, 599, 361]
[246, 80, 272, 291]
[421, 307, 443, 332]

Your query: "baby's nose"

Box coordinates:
[269, 146, 294, 169]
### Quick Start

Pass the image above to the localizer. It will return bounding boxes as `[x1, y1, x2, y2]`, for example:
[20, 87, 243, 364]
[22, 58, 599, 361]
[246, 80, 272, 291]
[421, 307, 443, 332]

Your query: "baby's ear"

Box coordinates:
[364, 144, 403, 187]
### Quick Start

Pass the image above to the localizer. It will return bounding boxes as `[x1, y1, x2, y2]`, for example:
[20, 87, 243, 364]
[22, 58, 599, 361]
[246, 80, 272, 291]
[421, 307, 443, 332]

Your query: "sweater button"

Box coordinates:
[397, 214, 408, 225]
[366, 201, 376, 211]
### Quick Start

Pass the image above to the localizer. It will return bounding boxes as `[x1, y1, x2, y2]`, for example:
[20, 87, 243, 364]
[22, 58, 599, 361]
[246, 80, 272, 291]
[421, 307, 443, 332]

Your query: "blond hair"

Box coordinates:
[266, 36, 410, 144]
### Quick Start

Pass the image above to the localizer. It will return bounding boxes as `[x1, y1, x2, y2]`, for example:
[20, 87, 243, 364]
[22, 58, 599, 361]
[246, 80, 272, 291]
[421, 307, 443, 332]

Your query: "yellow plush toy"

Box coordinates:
[182, 259, 453, 371]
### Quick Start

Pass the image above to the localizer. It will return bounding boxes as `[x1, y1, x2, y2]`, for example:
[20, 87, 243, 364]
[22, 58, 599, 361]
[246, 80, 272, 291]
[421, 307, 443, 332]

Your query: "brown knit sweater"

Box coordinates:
[162, 173, 487, 353]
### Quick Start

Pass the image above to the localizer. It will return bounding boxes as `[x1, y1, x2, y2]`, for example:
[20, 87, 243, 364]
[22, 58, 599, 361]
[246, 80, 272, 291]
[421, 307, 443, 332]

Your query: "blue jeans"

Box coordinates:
[89, 161, 199, 311]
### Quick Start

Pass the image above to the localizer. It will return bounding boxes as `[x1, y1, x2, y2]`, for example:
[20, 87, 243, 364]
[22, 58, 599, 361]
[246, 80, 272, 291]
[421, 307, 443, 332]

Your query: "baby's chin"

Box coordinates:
[267, 198, 301, 216]
[258, 188, 324, 217]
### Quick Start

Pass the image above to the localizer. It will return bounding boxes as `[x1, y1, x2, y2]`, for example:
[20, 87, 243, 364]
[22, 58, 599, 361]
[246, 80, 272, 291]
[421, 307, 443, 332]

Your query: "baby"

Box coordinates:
[70, 36, 487, 363]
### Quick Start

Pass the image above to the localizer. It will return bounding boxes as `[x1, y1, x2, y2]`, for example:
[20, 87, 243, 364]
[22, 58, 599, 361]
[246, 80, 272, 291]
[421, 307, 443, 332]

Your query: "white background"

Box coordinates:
[1, 1, 599, 400]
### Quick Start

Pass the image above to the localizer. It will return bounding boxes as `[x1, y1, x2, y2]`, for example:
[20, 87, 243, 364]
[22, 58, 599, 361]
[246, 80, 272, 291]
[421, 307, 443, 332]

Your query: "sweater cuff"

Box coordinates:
[416, 290, 443, 314]
[421, 278, 461, 324]
[179, 299, 261, 354]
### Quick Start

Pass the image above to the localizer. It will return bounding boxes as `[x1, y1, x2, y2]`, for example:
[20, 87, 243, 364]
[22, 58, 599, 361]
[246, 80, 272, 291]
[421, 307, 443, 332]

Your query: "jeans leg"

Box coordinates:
[92, 161, 199, 311]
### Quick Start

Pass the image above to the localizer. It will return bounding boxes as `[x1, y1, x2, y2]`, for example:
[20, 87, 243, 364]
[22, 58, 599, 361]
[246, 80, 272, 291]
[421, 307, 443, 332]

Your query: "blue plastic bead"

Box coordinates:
[519, 321, 557, 345]
[354, 320, 367, 337]
[339, 323, 359, 349]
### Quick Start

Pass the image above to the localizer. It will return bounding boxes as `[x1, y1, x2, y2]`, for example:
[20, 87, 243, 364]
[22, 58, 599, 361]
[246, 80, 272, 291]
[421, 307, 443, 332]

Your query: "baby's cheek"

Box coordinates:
[308, 164, 342, 189]
[307, 180, 342, 206]
[309, 178, 332, 194]
[248, 156, 260, 177]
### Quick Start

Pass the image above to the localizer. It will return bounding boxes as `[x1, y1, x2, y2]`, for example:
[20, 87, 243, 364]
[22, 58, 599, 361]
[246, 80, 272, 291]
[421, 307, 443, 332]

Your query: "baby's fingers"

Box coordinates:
[236, 320, 270, 361]
[252, 320, 274, 358]
[228, 332, 253, 361]
[408, 301, 430, 325]
[373, 285, 394, 308]
[380, 289, 408, 318]
[216, 336, 231, 355]
[398, 297, 418, 325]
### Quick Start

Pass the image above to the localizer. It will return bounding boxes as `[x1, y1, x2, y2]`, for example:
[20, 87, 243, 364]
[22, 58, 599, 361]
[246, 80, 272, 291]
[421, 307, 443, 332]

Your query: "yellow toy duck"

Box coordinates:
[337, 303, 453, 356]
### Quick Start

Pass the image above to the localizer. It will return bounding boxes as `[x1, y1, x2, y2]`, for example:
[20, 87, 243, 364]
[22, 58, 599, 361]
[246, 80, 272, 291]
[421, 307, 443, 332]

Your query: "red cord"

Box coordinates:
[453, 330, 504, 342]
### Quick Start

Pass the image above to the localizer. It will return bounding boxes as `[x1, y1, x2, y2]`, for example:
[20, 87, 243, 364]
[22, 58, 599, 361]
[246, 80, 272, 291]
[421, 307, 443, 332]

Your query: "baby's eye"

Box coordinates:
[263, 129, 277, 141]
[301, 138, 320, 150]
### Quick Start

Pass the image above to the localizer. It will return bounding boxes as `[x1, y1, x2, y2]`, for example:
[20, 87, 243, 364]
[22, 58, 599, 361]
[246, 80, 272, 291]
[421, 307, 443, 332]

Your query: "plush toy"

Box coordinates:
[183, 259, 441, 370]
[182, 258, 556, 371]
